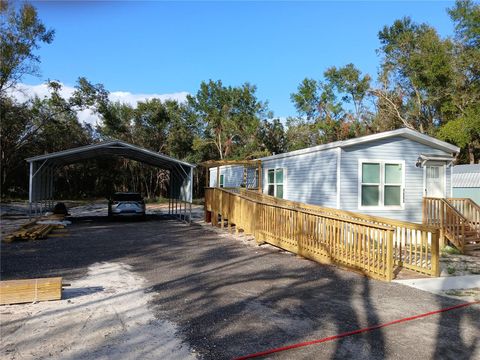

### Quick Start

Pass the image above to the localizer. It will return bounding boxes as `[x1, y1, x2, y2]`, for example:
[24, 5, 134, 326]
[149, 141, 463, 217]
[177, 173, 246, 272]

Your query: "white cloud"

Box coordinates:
[109, 90, 189, 107]
[8, 82, 189, 126]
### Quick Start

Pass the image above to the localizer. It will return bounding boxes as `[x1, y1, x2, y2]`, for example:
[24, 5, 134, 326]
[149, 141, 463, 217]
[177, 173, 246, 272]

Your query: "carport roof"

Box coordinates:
[26, 140, 195, 169]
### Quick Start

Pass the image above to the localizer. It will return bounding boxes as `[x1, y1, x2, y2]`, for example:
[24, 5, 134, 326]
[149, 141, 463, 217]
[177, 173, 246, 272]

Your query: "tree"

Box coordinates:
[0, 81, 96, 196]
[256, 119, 287, 155]
[439, 0, 480, 163]
[289, 78, 344, 147]
[290, 78, 320, 121]
[0, 1, 54, 96]
[188, 80, 268, 159]
[324, 63, 373, 125]
[164, 100, 200, 161]
[375, 17, 455, 133]
[289, 65, 370, 148]
[438, 106, 480, 163]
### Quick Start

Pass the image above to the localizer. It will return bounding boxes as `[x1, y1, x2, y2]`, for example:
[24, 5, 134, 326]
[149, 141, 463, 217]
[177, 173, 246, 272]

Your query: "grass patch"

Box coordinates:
[446, 265, 456, 275]
[441, 245, 461, 256]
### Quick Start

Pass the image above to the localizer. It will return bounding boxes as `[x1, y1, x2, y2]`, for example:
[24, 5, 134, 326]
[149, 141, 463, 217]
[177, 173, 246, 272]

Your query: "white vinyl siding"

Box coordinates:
[261, 148, 338, 207]
[341, 136, 452, 222]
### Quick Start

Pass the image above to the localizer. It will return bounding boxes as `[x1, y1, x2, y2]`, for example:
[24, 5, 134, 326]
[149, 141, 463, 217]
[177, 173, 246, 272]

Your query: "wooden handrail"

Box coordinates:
[205, 187, 439, 280]
[225, 188, 394, 230]
[424, 197, 471, 252]
[238, 188, 436, 232]
[447, 198, 480, 230]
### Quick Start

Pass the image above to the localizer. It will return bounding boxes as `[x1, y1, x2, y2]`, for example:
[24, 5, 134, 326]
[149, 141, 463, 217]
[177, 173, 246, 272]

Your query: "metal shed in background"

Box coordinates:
[452, 164, 480, 204]
[26, 140, 195, 220]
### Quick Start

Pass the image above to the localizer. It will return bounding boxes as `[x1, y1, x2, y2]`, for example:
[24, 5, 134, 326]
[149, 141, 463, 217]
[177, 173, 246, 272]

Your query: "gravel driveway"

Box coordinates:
[1, 214, 479, 359]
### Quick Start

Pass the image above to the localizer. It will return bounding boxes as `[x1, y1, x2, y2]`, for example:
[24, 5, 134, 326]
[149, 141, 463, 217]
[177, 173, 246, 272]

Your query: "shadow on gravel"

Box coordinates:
[62, 286, 105, 300]
[1, 217, 479, 359]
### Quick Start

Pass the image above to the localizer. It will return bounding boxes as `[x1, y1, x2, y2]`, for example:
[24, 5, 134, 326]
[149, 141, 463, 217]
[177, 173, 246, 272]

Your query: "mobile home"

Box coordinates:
[209, 128, 460, 223]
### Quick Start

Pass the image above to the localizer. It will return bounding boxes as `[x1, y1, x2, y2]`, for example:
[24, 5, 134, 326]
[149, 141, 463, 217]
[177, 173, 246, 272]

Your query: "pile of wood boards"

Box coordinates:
[0, 277, 63, 305]
[3, 214, 67, 243]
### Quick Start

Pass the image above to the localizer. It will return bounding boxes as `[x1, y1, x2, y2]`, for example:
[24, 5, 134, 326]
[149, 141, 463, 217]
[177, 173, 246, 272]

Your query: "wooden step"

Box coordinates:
[465, 244, 480, 252]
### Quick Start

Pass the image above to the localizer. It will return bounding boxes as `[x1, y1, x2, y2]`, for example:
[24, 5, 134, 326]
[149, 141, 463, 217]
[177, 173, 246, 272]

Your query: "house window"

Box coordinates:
[360, 161, 403, 208]
[219, 174, 224, 188]
[267, 168, 284, 198]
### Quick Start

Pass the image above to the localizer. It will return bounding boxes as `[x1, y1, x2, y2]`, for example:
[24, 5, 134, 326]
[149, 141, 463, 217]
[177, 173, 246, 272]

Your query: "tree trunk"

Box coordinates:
[468, 143, 475, 164]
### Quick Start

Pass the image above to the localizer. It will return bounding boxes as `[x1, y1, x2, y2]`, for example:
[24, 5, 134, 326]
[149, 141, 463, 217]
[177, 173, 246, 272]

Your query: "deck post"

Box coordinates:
[431, 229, 440, 277]
[205, 166, 209, 188]
[257, 161, 262, 194]
[212, 189, 218, 227]
[386, 229, 394, 281]
[439, 200, 445, 248]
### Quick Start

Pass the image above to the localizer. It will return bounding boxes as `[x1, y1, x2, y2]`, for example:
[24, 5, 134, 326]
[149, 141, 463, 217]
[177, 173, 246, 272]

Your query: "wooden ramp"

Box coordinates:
[205, 188, 441, 281]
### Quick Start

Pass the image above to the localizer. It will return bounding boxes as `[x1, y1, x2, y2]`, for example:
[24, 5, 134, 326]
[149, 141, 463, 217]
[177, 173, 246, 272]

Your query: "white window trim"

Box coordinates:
[358, 159, 405, 210]
[267, 167, 286, 198]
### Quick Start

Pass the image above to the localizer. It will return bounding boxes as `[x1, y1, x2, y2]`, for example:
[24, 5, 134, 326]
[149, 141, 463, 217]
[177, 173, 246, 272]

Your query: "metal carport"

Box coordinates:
[25, 140, 195, 220]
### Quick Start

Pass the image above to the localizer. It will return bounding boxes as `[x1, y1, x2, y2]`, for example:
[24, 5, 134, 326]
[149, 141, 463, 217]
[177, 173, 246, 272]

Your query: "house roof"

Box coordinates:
[452, 164, 480, 187]
[26, 140, 195, 169]
[260, 128, 460, 162]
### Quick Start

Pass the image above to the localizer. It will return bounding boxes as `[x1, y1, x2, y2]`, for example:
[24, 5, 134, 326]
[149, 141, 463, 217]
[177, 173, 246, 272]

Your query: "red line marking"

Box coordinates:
[233, 300, 480, 360]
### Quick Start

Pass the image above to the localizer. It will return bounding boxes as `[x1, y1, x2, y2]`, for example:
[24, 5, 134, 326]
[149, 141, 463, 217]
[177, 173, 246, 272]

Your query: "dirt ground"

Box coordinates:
[1, 209, 479, 359]
[1, 262, 195, 359]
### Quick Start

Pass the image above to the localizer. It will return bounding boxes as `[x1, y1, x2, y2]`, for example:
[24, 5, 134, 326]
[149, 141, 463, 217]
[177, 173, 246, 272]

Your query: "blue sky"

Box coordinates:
[24, 1, 456, 119]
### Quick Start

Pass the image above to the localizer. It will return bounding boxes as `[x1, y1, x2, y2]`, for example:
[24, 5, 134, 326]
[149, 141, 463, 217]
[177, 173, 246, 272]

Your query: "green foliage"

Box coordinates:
[288, 64, 371, 149]
[0, 1, 54, 95]
[290, 78, 319, 121]
[3, 0, 480, 201]
[324, 63, 372, 123]
[187, 79, 268, 160]
[256, 119, 287, 155]
[449, 0, 480, 48]
[447, 265, 456, 275]
[441, 245, 462, 256]
[377, 17, 455, 132]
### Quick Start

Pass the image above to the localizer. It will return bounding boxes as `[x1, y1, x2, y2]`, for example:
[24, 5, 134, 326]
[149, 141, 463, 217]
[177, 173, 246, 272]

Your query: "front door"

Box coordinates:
[425, 164, 445, 198]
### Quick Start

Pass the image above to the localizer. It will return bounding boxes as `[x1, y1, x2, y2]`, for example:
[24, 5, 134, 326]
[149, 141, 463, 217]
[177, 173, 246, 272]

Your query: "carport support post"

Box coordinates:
[184, 201, 187, 222]
[189, 202, 192, 224]
[28, 162, 33, 219]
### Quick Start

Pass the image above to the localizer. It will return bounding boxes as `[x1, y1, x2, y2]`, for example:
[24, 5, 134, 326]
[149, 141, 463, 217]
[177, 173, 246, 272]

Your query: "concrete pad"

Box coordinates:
[394, 275, 480, 293]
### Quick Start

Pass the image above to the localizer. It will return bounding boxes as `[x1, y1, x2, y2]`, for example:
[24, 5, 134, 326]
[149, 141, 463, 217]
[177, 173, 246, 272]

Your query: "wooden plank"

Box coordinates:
[0, 277, 62, 305]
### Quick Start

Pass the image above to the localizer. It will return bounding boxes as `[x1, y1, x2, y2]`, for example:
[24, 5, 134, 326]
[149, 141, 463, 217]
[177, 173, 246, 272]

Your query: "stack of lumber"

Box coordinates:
[3, 214, 66, 243]
[0, 277, 63, 305]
